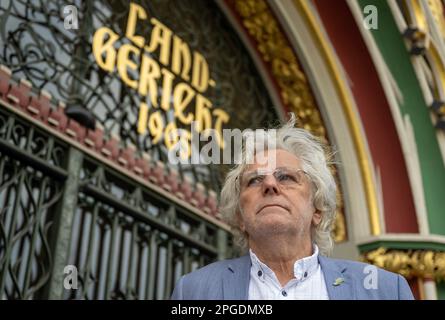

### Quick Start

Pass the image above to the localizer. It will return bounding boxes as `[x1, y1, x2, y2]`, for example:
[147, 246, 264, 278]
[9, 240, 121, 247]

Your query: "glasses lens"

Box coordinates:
[241, 168, 305, 188]
[274, 168, 303, 185]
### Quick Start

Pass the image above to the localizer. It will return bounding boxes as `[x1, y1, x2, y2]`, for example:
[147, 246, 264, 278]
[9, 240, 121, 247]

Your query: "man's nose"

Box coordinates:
[261, 174, 280, 195]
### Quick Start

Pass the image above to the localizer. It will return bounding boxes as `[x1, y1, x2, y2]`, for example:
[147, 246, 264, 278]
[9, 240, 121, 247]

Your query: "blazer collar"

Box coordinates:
[223, 254, 355, 300]
[318, 256, 355, 300]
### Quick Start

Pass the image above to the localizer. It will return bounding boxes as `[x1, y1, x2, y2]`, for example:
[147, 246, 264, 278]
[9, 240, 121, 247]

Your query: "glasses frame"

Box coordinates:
[238, 167, 309, 190]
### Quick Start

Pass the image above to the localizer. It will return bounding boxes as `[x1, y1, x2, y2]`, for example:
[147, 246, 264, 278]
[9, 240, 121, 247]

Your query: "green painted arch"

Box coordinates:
[358, 0, 445, 236]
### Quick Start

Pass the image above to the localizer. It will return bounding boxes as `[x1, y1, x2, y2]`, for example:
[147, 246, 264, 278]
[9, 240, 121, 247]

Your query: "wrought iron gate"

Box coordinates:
[0, 105, 230, 299]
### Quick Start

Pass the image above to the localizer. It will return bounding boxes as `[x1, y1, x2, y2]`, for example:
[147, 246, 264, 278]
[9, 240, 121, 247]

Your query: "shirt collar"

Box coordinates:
[249, 244, 320, 282]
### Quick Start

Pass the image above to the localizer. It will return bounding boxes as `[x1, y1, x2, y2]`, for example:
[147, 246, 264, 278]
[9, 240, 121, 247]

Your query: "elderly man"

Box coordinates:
[171, 116, 414, 300]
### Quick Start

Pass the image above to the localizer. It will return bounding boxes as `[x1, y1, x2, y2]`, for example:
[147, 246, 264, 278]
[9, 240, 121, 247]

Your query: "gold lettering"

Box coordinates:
[139, 54, 161, 107]
[172, 35, 191, 81]
[164, 122, 178, 150]
[173, 83, 195, 125]
[148, 111, 164, 144]
[126, 3, 147, 48]
[165, 123, 191, 160]
[117, 44, 139, 89]
[195, 94, 212, 134]
[93, 27, 119, 72]
[192, 51, 209, 92]
[145, 18, 172, 66]
[137, 102, 149, 135]
[160, 68, 174, 111]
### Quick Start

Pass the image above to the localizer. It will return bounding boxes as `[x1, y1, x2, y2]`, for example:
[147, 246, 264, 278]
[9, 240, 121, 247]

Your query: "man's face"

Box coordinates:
[238, 149, 321, 242]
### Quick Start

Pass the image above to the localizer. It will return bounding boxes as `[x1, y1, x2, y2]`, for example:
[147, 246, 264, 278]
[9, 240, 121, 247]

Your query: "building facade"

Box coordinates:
[0, 0, 444, 300]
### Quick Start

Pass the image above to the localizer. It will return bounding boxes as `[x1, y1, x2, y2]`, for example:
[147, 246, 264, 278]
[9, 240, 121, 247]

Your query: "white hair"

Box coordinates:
[219, 114, 337, 256]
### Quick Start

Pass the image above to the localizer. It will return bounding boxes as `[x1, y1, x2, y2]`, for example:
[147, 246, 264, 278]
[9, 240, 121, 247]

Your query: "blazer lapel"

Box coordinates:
[221, 255, 355, 300]
[223, 255, 251, 299]
[319, 256, 355, 300]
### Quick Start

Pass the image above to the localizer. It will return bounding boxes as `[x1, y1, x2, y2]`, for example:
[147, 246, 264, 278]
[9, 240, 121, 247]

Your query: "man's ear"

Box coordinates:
[236, 210, 245, 232]
[312, 209, 322, 226]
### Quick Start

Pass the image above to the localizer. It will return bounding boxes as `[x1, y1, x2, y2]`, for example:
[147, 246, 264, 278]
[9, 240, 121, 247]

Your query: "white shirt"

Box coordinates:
[248, 245, 330, 300]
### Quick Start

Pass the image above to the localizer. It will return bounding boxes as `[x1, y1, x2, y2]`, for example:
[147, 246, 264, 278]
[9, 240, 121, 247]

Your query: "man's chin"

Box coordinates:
[254, 217, 297, 235]
[257, 206, 289, 216]
[256, 211, 290, 223]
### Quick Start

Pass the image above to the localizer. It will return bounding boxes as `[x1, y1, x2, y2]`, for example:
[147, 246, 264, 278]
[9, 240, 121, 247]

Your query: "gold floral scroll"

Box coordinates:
[362, 247, 445, 281]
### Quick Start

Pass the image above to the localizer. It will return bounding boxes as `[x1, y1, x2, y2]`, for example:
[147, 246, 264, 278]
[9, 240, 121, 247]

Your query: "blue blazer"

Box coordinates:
[171, 255, 414, 300]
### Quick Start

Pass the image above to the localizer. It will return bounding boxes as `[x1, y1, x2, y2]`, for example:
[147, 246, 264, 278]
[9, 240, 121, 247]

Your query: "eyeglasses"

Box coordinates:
[239, 167, 308, 190]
